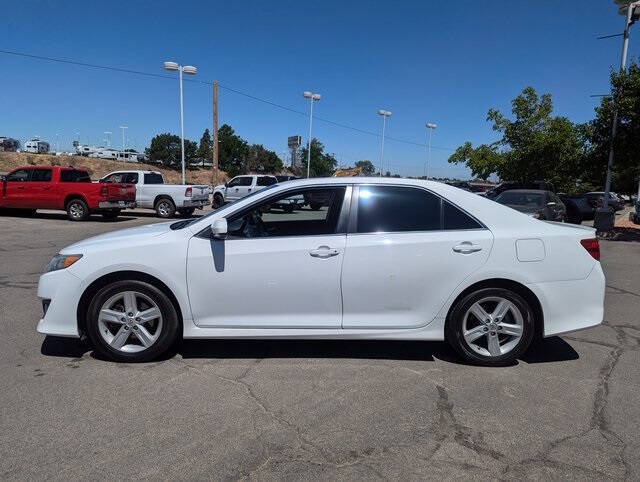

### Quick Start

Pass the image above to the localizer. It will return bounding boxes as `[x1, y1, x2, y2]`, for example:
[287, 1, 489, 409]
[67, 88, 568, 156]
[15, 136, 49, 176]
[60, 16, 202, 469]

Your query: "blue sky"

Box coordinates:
[1, 0, 637, 178]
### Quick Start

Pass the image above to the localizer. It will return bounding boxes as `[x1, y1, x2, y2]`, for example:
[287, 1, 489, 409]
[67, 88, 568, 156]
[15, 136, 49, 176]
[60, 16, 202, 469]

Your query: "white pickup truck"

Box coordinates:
[212, 174, 279, 208]
[100, 170, 210, 218]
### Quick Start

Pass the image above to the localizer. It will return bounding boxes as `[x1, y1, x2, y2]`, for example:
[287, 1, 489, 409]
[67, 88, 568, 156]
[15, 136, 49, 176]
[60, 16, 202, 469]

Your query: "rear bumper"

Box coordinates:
[98, 201, 136, 209]
[527, 263, 605, 337]
[181, 199, 207, 208]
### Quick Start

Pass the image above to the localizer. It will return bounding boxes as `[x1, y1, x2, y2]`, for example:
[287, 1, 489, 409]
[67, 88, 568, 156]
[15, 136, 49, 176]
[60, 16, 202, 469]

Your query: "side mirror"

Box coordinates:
[224, 182, 229, 188]
[211, 218, 228, 239]
[0, 175, 5, 183]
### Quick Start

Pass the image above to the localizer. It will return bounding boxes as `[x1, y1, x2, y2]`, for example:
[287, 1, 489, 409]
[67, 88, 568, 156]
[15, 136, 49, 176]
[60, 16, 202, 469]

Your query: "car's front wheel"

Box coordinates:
[86, 280, 179, 362]
[446, 287, 535, 366]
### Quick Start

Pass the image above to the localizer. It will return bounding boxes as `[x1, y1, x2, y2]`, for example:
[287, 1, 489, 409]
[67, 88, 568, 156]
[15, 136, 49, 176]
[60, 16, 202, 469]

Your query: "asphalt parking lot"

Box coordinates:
[1, 209, 639, 480]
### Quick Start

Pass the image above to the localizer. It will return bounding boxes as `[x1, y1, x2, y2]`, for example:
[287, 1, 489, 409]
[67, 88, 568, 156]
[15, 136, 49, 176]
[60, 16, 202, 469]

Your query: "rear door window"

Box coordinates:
[144, 173, 164, 184]
[257, 176, 277, 186]
[30, 169, 52, 182]
[442, 200, 482, 230]
[60, 170, 91, 182]
[356, 186, 441, 233]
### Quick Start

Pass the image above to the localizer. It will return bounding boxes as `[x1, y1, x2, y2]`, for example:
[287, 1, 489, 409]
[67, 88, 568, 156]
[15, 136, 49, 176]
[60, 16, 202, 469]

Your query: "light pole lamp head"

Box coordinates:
[303, 91, 313, 98]
[182, 65, 197, 75]
[163, 61, 179, 71]
[426, 122, 437, 129]
[312, 93, 321, 101]
[378, 109, 392, 117]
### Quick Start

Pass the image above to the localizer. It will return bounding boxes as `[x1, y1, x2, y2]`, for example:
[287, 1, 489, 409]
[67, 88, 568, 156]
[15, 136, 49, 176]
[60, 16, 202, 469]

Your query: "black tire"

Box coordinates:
[102, 209, 121, 221]
[445, 287, 536, 366]
[212, 193, 224, 209]
[177, 208, 195, 217]
[85, 280, 179, 363]
[66, 198, 90, 221]
[155, 198, 176, 218]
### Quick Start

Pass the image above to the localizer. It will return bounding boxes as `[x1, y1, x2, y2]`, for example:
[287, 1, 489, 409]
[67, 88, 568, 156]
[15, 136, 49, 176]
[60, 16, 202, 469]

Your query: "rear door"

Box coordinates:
[225, 176, 252, 201]
[341, 185, 493, 329]
[25, 168, 55, 209]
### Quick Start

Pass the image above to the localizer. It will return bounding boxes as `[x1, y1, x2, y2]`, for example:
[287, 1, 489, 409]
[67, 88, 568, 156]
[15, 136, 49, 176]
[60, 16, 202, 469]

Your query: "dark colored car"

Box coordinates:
[494, 189, 567, 221]
[557, 194, 596, 224]
[630, 200, 640, 224]
[485, 181, 555, 199]
[585, 192, 624, 212]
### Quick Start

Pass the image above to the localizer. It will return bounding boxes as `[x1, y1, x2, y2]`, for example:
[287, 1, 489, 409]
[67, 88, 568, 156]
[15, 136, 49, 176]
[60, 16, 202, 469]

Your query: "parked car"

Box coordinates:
[557, 193, 596, 224]
[585, 192, 624, 212]
[100, 170, 209, 218]
[36, 178, 604, 366]
[629, 199, 640, 224]
[484, 181, 555, 199]
[0, 166, 135, 221]
[212, 174, 278, 208]
[494, 189, 567, 222]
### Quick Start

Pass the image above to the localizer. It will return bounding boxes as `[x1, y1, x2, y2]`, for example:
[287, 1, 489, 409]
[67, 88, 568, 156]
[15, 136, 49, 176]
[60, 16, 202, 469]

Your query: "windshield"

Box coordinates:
[170, 183, 280, 230]
[495, 192, 544, 208]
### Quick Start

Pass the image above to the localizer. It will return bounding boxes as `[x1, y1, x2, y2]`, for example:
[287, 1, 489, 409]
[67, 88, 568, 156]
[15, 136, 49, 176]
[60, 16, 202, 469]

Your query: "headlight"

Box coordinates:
[44, 254, 83, 273]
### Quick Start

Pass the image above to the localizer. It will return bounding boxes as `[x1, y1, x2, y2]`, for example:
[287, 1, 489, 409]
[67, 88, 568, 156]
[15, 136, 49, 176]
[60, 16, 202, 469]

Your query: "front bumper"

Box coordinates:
[36, 269, 83, 338]
[98, 201, 136, 209]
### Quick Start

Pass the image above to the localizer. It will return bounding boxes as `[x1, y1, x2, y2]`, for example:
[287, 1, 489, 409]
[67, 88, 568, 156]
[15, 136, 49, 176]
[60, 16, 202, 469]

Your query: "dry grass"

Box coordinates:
[0, 152, 228, 186]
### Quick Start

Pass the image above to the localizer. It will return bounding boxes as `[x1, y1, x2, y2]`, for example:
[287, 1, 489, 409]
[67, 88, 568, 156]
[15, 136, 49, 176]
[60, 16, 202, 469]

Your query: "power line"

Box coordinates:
[0, 48, 455, 152]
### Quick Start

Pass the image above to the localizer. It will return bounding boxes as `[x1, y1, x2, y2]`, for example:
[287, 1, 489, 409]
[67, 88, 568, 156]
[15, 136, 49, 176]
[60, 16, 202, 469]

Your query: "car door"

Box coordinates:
[341, 185, 494, 329]
[234, 176, 254, 199]
[186, 185, 350, 328]
[3, 169, 32, 208]
[223, 176, 247, 201]
[25, 168, 55, 209]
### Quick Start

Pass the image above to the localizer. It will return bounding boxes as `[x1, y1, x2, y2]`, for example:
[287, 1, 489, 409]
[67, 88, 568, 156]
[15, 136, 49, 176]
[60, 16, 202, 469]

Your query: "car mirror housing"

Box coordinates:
[211, 218, 228, 239]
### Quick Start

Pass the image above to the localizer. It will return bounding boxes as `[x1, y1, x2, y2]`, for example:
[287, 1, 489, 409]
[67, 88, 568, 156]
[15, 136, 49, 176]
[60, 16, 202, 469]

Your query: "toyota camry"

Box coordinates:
[37, 178, 604, 365]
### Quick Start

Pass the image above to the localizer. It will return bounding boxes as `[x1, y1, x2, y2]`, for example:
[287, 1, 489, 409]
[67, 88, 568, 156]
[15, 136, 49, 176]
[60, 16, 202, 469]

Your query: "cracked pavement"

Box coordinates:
[1, 210, 639, 480]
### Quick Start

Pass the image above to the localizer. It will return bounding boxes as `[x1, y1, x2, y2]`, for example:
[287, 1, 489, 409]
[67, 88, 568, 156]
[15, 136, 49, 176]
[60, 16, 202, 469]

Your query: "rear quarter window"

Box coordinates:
[60, 170, 91, 182]
[144, 173, 164, 184]
[442, 200, 483, 230]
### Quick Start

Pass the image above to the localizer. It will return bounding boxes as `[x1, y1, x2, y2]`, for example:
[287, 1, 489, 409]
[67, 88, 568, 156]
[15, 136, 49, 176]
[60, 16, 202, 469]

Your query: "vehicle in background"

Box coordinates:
[36, 178, 605, 366]
[275, 175, 299, 183]
[23, 139, 50, 154]
[89, 149, 140, 163]
[189, 158, 213, 168]
[485, 181, 555, 199]
[100, 170, 209, 218]
[557, 194, 596, 224]
[629, 199, 640, 224]
[74, 144, 98, 156]
[0, 166, 135, 221]
[446, 181, 472, 192]
[585, 192, 624, 212]
[0, 137, 20, 152]
[212, 174, 278, 208]
[494, 189, 567, 221]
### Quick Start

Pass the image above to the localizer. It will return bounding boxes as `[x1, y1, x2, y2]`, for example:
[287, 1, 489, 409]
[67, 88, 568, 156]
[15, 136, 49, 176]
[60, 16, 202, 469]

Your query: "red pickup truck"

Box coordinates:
[0, 166, 136, 221]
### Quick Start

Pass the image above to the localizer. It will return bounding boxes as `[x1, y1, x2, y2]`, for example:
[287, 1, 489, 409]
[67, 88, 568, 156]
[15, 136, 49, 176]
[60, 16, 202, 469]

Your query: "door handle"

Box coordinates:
[248, 188, 252, 192]
[309, 246, 340, 258]
[452, 242, 482, 254]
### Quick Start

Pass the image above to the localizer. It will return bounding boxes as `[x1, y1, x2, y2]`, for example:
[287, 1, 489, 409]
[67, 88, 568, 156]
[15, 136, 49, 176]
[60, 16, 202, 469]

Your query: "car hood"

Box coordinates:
[61, 222, 174, 253]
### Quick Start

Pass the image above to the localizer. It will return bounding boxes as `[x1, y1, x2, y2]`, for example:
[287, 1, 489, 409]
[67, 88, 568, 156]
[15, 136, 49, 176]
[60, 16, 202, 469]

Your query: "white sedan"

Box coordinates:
[37, 178, 604, 365]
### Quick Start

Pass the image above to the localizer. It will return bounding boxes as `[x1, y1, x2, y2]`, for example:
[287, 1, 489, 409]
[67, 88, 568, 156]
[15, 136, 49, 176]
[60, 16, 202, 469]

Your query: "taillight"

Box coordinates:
[580, 238, 600, 261]
[100, 185, 108, 197]
[185, 187, 192, 197]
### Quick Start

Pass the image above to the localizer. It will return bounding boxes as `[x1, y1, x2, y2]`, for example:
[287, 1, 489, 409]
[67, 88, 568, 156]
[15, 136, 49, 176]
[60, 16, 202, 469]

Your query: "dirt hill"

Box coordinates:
[0, 151, 228, 186]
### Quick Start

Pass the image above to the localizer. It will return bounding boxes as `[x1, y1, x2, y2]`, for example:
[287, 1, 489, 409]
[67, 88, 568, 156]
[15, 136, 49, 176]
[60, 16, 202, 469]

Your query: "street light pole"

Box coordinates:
[425, 123, 437, 179]
[303, 91, 321, 178]
[377, 109, 392, 176]
[596, 1, 640, 230]
[164, 61, 197, 185]
[119, 126, 128, 152]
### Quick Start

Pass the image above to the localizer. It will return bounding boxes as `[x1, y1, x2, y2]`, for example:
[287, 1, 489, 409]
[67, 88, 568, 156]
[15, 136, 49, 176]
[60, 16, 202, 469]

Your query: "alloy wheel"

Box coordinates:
[69, 202, 85, 219]
[462, 296, 524, 357]
[97, 291, 163, 353]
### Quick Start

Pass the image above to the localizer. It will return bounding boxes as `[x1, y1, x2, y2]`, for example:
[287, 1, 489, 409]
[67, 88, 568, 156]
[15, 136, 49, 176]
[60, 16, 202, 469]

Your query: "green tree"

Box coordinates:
[448, 87, 586, 192]
[197, 128, 212, 160]
[146, 133, 197, 168]
[245, 144, 283, 173]
[217, 124, 249, 177]
[299, 139, 337, 177]
[583, 61, 640, 194]
[355, 160, 375, 176]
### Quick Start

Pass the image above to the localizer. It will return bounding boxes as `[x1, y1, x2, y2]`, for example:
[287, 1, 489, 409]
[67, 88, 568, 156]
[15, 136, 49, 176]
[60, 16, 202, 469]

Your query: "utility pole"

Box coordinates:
[213, 80, 219, 171]
[595, 1, 640, 230]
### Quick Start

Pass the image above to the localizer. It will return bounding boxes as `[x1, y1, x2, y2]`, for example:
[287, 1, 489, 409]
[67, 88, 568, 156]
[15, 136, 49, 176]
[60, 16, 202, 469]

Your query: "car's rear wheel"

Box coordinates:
[86, 280, 179, 362]
[155, 198, 176, 218]
[66, 199, 90, 221]
[446, 287, 535, 366]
